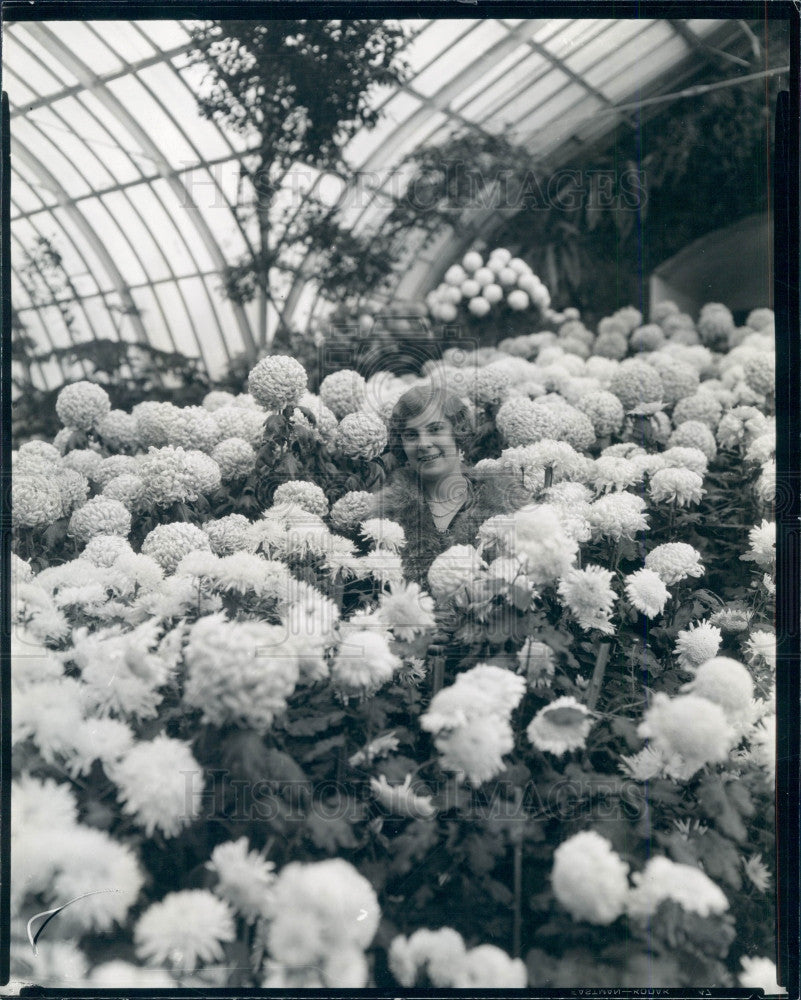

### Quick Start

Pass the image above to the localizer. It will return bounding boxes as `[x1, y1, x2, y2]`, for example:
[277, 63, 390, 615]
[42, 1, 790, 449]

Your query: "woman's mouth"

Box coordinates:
[418, 453, 442, 464]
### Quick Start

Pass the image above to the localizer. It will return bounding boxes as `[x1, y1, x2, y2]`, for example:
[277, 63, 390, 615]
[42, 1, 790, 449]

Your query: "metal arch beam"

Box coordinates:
[26, 21, 258, 361]
[10, 245, 74, 385]
[11, 139, 150, 347]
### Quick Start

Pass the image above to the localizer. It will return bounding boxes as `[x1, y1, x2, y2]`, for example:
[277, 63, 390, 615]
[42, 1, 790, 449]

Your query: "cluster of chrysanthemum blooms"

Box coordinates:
[9, 295, 780, 990]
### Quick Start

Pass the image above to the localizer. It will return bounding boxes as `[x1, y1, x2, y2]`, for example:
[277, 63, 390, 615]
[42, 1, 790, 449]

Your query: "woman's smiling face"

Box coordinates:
[400, 406, 462, 481]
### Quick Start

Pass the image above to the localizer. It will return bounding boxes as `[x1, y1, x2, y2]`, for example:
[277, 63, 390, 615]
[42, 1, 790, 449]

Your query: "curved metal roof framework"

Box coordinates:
[5, 16, 780, 387]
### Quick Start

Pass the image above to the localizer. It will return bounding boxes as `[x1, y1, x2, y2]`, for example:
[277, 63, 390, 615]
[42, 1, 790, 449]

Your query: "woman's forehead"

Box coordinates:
[403, 404, 450, 429]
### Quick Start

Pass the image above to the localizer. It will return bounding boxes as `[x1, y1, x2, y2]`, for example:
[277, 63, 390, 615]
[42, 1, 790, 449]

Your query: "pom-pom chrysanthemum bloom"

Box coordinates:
[375, 582, 436, 641]
[92, 454, 140, 487]
[588, 492, 648, 541]
[627, 856, 729, 919]
[18, 439, 62, 464]
[184, 613, 299, 731]
[103, 473, 145, 510]
[12, 474, 64, 527]
[593, 330, 628, 360]
[681, 656, 755, 734]
[109, 735, 204, 837]
[334, 410, 388, 460]
[629, 323, 665, 352]
[744, 628, 776, 671]
[453, 946, 528, 989]
[202, 513, 258, 556]
[517, 638, 556, 688]
[625, 568, 670, 617]
[433, 715, 514, 786]
[427, 544, 486, 600]
[637, 692, 734, 780]
[698, 302, 735, 350]
[673, 620, 722, 672]
[495, 396, 564, 447]
[671, 391, 722, 430]
[265, 859, 380, 974]
[557, 565, 616, 634]
[370, 773, 437, 819]
[273, 480, 329, 517]
[319, 369, 367, 418]
[206, 838, 276, 924]
[212, 405, 267, 448]
[330, 491, 375, 532]
[609, 359, 664, 414]
[479, 505, 577, 585]
[648, 467, 705, 507]
[467, 364, 512, 406]
[668, 420, 717, 461]
[741, 519, 775, 569]
[62, 447, 104, 479]
[527, 696, 594, 756]
[745, 433, 776, 465]
[141, 522, 211, 574]
[135, 890, 235, 972]
[388, 928, 468, 987]
[56, 381, 111, 430]
[659, 445, 708, 477]
[646, 355, 700, 406]
[138, 446, 221, 507]
[211, 438, 256, 479]
[645, 542, 704, 585]
[591, 455, 639, 493]
[67, 497, 131, 542]
[330, 628, 400, 693]
[551, 831, 630, 925]
[248, 355, 307, 409]
[202, 389, 236, 411]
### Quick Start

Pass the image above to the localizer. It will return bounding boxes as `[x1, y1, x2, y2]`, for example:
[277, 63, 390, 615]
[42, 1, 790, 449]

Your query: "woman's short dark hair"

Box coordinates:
[387, 384, 475, 465]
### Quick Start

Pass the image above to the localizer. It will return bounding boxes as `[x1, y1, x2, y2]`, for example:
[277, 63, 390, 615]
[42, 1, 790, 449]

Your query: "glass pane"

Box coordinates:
[151, 177, 219, 274]
[492, 72, 575, 132]
[451, 44, 538, 115]
[343, 91, 421, 169]
[128, 180, 198, 275]
[412, 20, 507, 98]
[3, 68, 39, 109]
[64, 22, 124, 74]
[95, 21, 158, 62]
[130, 284, 175, 353]
[105, 75, 197, 165]
[561, 20, 650, 77]
[76, 91, 151, 184]
[177, 276, 221, 360]
[131, 19, 191, 52]
[4, 29, 73, 92]
[459, 51, 551, 122]
[403, 20, 477, 74]
[12, 118, 92, 199]
[78, 197, 147, 285]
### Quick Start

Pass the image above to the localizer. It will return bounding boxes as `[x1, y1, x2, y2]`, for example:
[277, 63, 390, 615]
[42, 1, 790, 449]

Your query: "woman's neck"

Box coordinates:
[422, 470, 469, 504]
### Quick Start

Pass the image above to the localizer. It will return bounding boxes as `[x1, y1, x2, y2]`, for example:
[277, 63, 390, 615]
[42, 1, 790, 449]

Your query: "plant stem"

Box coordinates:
[586, 639, 612, 712]
[512, 839, 523, 958]
[432, 655, 445, 695]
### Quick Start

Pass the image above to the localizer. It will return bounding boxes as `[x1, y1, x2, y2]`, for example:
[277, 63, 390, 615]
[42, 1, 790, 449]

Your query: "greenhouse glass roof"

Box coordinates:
[4, 16, 781, 385]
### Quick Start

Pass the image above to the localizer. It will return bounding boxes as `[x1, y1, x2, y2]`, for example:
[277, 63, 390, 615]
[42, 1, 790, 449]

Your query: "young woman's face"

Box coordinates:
[400, 406, 462, 481]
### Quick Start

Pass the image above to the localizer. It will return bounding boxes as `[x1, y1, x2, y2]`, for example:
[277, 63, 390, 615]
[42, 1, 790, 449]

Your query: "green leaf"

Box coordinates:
[282, 711, 345, 737]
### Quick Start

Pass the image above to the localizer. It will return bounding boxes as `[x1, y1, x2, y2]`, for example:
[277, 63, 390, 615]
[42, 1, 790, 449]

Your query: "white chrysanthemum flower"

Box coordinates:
[637, 692, 735, 780]
[389, 927, 467, 987]
[67, 716, 135, 776]
[593, 330, 628, 360]
[741, 519, 775, 569]
[335, 410, 388, 460]
[273, 480, 329, 516]
[558, 564, 616, 634]
[370, 773, 436, 819]
[755, 459, 776, 506]
[52, 468, 90, 518]
[466, 364, 512, 406]
[56, 380, 111, 430]
[426, 544, 486, 600]
[87, 962, 176, 989]
[746, 714, 776, 780]
[329, 490, 375, 532]
[619, 745, 666, 781]
[354, 548, 405, 586]
[527, 696, 594, 755]
[681, 656, 755, 734]
[627, 856, 729, 918]
[502, 439, 591, 488]
[159, 406, 222, 453]
[135, 890, 235, 973]
[742, 353, 775, 395]
[331, 628, 400, 693]
[360, 517, 406, 553]
[551, 830, 630, 925]
[738, 957, 786, 995]
[669, 420, 717, 461]
[645, 542, 704, 585]
[647, 354, 700, 406]
[454, 945, 528, 988]
[94, 408, 140, 451]
[12, 473, 66, 528]
[207, 838, 276, 924]
[137, 446, 221, 506]
[248, 355, 307, 409]
[625, 568, 670, 617]
[479, 505, 577, 585]
[671, 391, 723, 430]
[495, 396, 563, 447]
[202, 389, 236, 411]
[609, 359, 663, 414]
[744, 628, 776, 670]
[589, 492, 649, 541]
[66, 496, 131, 543]
[211, 437, 256, 479]
[13, 677, 88, 762]
[109, 735, 204, 838]
[141, 522, 211, 574]
[319, 369, 367, 418]
[265, 859, 380, 968]
[659, 446, 709, 478]
[709, 606, 753, 633]
[183, 613, 299, 731]
[102, 473, 145, 510]
[375, 581, 436, 641]
[47, 824, 144, 933]
[517, 638, 556, 688]
[592, 455, 639, 493]
[716, 405, 767, 450]
[433, 714, 514, 786]
[202, 513, 258, 556]
[696, 302, 734, 349]
[212, 405, 266, 447]
[69, 620, 175, 719]
[673, 621, 722, 672]
[61, 447, 103, 480]
[629, 322, 665, 351]
[292, 392, 340, 442]
[11, 626, 64, 690]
